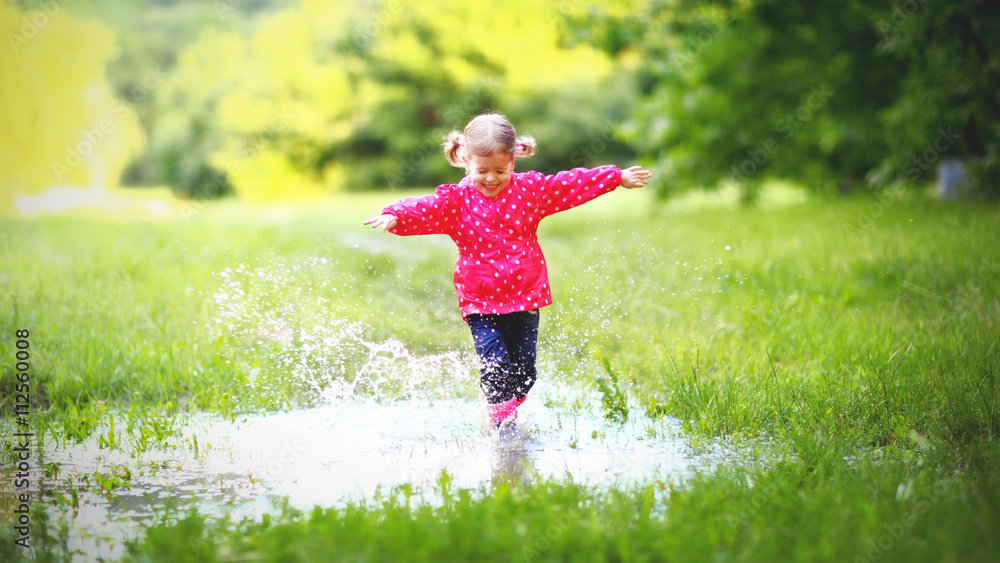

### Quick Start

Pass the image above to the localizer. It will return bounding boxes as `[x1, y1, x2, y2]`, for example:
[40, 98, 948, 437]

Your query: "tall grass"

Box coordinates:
[1, 191, 997, 448]
[1, 187, 998, 560]
[541, 198, 1000, 451]
[114, 454, 999, 563]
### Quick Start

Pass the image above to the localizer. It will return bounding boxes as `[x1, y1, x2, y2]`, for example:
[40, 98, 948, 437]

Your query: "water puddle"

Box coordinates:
[27, 382, 726, 560]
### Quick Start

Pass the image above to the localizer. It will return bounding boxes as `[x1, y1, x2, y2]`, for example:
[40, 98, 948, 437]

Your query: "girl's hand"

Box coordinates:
[364, 214, 397, 232]
[621, 165, 652, 189]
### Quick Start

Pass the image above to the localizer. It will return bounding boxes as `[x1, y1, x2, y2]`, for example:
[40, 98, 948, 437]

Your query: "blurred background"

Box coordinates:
[1, 0, 997, 216]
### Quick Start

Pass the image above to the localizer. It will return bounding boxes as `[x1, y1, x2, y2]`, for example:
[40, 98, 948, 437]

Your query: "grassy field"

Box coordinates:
[1, 185, 999, 561]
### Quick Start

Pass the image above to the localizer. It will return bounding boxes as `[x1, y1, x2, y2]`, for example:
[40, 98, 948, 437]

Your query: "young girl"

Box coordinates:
[365, 112, 651, 440]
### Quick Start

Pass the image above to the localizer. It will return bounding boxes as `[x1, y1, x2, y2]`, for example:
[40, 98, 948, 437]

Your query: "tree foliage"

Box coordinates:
[0, 0, 145, 211]
[152, 4, 358, 201]
[581, 0, 902, 197]
[146, 0, 633, 200]
[4, 0, 998, 202]
[869, 0, 1000, 196]
[575, 0, 999, 198]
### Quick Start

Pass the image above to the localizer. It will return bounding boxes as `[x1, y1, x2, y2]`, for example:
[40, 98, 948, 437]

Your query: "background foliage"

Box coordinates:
[1, 0, 998, 207]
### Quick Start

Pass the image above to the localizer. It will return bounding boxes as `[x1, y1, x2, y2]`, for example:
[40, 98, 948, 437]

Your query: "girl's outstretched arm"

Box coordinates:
[620, 165, 652, 188]
[364, 214, 397, 232]
[365, 184, 461, 236]
[532, 164, 651, 218]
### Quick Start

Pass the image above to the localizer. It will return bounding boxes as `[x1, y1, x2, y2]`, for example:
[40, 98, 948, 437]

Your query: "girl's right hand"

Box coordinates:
[364, 214, 397, 232]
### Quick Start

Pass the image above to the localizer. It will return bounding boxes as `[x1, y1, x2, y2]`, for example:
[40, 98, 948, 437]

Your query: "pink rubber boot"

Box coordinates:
[488, 397, 518, 424]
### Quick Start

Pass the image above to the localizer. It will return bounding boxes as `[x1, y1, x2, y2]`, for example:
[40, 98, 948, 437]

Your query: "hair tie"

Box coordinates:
[516, 142, 523, 148]
[457, 142, 464, 147]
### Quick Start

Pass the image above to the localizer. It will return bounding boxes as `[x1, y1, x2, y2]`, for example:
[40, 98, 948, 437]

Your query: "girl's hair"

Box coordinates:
[442, 112, 536, 168]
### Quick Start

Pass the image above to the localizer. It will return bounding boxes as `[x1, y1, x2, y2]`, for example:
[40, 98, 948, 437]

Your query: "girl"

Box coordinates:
[365, 112, 651, 440]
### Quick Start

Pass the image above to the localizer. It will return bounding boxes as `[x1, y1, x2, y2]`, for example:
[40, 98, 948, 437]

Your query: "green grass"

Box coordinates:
[114, 454, 999, 563]
[1, 185, 999, 561]
[541, 194, 1000, 449]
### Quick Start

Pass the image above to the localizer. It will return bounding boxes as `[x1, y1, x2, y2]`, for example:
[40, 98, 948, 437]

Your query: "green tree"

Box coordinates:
[595, 0, 903, 199]
[153, 4, 359, 201]
[579, 0, 999, 198]
[868, 0, 1000, 196]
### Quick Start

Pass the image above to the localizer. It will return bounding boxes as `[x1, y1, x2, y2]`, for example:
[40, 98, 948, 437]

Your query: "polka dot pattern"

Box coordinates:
[381, 166, 622, 318]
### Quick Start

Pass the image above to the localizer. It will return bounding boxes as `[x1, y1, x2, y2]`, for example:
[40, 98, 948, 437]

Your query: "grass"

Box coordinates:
[1, 184, 999, 561]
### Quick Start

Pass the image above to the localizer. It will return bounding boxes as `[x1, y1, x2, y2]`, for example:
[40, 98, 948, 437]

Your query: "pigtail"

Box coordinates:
[515, 134, 537, 158]
[443, 131, 467, 168]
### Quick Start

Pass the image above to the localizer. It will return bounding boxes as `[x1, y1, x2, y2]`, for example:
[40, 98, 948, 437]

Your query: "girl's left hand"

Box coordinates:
[621, 165, 652, 189]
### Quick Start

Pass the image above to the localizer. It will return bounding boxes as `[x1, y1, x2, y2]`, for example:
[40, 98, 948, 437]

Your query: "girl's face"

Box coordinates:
[466, 151, 515, 199]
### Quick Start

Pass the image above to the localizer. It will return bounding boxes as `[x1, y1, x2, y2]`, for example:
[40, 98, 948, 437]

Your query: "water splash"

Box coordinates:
[210, 260, 478, 405]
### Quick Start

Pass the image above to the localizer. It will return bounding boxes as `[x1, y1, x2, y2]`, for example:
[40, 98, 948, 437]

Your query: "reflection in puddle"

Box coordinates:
[33, 382, 725, 560]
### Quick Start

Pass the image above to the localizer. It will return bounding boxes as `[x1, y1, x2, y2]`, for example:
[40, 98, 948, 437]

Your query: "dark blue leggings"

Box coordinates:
[466, 309, 540, 405]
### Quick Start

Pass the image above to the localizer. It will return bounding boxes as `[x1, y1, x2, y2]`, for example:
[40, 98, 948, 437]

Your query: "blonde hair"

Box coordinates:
[442, 112, 536, 168]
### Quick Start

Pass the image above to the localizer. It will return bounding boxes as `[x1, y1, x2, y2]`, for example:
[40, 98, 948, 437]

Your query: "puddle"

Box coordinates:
[25, 381, 724, 560]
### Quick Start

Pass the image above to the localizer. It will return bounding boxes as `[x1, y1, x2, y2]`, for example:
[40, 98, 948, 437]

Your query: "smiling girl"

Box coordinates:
[365, 112, 651, 442]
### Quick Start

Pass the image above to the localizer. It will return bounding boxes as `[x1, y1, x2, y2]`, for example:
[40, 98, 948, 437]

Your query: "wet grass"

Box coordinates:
[1, 185, 999, 560]
[117, 460, 996, 563]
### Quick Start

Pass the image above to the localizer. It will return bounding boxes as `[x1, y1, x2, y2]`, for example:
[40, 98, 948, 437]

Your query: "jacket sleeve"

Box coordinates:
[531, 165, 622, 218]
[381, 184, 460, 236]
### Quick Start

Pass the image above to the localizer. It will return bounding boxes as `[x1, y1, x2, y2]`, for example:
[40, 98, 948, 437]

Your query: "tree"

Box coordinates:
[154, 0, 633, 199]
[153, 3, 359, 201]
[868, 0, 1000, 196]
[0, 0, 145, 212]
[591, 0, 903, 198]
[577, 0, 999, 198]
[338, 0, 632, 189]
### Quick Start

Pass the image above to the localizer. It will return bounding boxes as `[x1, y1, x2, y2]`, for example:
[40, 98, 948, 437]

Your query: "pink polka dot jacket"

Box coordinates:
[382, 165, 623, 318]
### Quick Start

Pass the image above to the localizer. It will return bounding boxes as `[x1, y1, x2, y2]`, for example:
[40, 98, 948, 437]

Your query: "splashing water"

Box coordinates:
[211, 260, 478, 404]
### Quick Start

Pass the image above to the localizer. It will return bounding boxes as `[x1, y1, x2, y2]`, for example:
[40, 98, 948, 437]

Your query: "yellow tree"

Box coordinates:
[398, 0, 617, 95]
[0, 0, 144, 213]
[158, 0, 629, 200]
[349, 0, 625, 186]
[160, 2, 357, 202]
